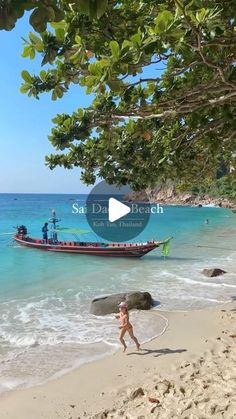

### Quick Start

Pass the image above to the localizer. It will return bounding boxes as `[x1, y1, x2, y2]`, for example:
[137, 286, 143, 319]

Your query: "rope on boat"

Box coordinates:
[196, 245, 235, 251]
[178, 243, 235, 251]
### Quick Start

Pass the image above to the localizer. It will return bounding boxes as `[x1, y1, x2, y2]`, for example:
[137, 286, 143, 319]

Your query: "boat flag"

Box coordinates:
[162, 239, 171, 257]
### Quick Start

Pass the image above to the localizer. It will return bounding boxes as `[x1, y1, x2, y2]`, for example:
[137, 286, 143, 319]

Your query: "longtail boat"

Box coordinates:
[13, 212, 171, 258]
[13, 234, 170, 257]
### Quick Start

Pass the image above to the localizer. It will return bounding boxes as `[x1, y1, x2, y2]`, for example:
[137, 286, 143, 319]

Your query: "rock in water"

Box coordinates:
[126, 292, 153, 310]
[90, 291, 153, 315]
[202, 268, 227, 277]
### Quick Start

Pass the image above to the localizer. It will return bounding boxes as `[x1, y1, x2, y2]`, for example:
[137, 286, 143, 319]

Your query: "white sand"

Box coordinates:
[0, 303, 235, 418]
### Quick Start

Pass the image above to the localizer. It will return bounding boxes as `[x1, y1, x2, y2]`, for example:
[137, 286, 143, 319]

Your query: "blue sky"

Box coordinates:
[0, 15, 92, 193]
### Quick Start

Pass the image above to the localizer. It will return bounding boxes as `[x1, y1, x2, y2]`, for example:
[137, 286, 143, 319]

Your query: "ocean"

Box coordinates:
[0, 193, 236, 393]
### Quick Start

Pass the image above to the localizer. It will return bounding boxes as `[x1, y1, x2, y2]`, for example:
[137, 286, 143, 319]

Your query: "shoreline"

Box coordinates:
[0, 301, 235, 418]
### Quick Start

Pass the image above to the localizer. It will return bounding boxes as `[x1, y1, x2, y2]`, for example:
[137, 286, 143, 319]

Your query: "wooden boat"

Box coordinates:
[13, 226, 171, 258]
[14, 234, 170, 257]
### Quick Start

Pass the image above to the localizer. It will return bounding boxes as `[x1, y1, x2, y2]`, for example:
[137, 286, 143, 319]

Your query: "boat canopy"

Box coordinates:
[55, 227, 91, 235]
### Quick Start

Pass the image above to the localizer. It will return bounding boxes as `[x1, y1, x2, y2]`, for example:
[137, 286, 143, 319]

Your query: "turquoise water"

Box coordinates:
[0, 193, 236, 392]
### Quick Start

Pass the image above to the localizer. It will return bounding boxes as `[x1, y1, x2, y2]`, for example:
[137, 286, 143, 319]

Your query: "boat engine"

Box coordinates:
[17, 225, 28, 236]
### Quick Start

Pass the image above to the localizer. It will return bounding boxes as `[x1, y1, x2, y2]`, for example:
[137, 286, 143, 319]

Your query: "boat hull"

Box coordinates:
[13, 235, 163, 258]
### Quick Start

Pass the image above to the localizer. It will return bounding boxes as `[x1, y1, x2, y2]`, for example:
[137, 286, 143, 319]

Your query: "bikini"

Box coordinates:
[120, 313, 132, 331]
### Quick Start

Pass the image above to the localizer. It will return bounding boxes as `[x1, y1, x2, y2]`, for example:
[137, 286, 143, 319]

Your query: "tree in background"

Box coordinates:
[1, 1, 236, 190]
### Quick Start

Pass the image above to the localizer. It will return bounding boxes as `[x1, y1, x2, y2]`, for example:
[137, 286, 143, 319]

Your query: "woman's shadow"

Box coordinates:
[127, 347, 187, 357]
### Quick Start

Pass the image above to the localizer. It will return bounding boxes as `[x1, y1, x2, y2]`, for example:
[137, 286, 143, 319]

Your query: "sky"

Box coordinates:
[0, 15, 93, 194]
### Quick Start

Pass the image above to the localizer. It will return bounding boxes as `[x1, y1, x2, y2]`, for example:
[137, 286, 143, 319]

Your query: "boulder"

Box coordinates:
[90, 291, 153, 315]
[202, 268, 227, 277]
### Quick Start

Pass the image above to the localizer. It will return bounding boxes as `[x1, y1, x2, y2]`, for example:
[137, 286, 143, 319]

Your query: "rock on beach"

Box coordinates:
[90, 291, 153, 315]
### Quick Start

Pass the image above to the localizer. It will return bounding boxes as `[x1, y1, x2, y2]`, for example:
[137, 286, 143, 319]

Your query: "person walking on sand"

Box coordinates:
[116, 302, 140, 352]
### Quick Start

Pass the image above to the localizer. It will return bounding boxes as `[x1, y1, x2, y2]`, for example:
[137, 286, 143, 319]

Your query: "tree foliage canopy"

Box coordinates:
[0, 1, 108, 31]
[2, 0, 236, 189]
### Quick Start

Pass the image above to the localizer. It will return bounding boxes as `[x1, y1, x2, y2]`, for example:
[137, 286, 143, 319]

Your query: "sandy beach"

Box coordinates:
[0, 302, 235, 419]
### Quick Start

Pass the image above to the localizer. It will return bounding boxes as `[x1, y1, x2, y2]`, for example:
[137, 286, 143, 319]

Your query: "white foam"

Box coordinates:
[0, 309, 168, 395]
[0, 377, 25, 391]
[172, 275, 236, 288]
[0, 333, 37, 347]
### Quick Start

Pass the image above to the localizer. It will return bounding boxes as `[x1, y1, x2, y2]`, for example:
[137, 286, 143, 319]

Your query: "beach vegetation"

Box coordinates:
[191, 174, 236, 202]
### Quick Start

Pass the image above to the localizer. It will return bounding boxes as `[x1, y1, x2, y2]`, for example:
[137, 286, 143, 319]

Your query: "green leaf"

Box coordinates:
[63, 118, 71, 129]
[86, 86, 93, 94]
[77, 108, 85, 118]
[51, 115, 61, 124]
[20, 83, 31, 93]
[75, 35, 82, 45]
[96, 0, 108, 19]
[70, 49, 81, 63]
[55, 28, 65, 42]
[189, 12, 198, 25]
[29, 32, 41, 44]
[21, 46, 31, 58]
[21, 70, 32, 83]
[28, 31, 44, 52]
[122, 40, 131, 49]
[196, 8, 208, 24]
[55, 85, 64, 98]
[84, 74, 97, 87]
[52, 89, 58, 101]
[169, 28, 185, 39]
[29, 47, 35, 59]
[40, 70, 47, 81]
[131, 33, 142, 47]
[75, 0, 108, 19]
[155, 10, 174, 34]
[107, 79, 123, 92]
[158, 156, 167, 164]
[185, 0, 194, 10]
[88, 61, 103, 76]
[109, 40, 120, 58]
[51, 21, 66, 30]
[76, 0, 90, 15]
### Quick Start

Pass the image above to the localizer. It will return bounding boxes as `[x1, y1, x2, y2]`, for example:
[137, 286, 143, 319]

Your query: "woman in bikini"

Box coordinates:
[116, 302, 140, 352]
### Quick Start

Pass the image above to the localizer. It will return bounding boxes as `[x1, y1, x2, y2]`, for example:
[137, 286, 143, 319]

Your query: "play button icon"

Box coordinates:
[85, 181, 151, 242]
[108, 198, 131, 222]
